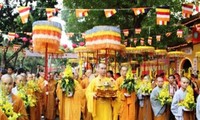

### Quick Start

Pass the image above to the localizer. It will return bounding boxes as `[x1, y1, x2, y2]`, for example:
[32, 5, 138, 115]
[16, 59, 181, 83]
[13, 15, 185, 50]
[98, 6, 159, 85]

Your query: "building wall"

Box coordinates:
[180, 43, 200, 74]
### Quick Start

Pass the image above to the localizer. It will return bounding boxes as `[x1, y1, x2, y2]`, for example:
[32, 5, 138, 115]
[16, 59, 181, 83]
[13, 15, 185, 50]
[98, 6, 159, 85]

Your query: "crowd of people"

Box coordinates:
[0, 64, 200, 120]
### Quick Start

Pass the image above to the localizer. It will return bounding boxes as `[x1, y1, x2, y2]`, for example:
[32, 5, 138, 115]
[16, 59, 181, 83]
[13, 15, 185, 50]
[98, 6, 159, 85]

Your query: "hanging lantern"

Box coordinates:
[62, 44, 68, 49]
[156, 35, 161, 42]
[177, 30, 183, 38]
[22, 37, 28, 42]
[140, 38, 144, 45]
[135, 28, 141, 34]
[15, 33, 19, 38]
[148, 37, 152, 45]
[123, 29, 129, 36]
[134, 38, 137, 45]
[72, 43, 77, 48]
[79, 42, 85, 46]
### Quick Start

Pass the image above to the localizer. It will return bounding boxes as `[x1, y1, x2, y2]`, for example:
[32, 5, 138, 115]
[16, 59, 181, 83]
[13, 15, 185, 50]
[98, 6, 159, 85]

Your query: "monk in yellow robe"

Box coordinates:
[115, 66, 136, 120]
[0, 110, 8, 120]
[37, 72, 46, 116]
[44, 72, 57, 120]
[86, 63, 115, 120]
[1, 74, 28, 120]
[81, 69, 93, 120]
[137, 75, 153, 120]
[26, 73, 41, 120]
[57, 79, 84, 120]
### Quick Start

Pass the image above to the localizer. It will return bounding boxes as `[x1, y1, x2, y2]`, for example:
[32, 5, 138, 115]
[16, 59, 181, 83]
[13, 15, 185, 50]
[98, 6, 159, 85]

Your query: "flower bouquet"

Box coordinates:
[17, 87, 37, 107]
[121, 67, 136, 94]
[157, 87, 172, 105]
[178, 86, 195, 111]
[0, 86, 21, 120]
[60, 65, 75, 97]
[140, 81, 152, 95]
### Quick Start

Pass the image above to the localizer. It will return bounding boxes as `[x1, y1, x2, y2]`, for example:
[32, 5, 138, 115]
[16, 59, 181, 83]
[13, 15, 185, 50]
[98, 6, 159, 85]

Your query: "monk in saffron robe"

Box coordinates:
[57, 79, 84, 120]
[26, 73, 41, 120]
[0, 110, 8, 120]
[1, 74, 28, 120]
[171, 77, 195, 120]
[150, 77, 167, 120]
[81, 69, 93, 120]
[37, 72, 46, 116]
[137, 75, 153, 120]
[86, 63, 115, 120]
[115, 66, 136, 120]
[44, 72, 57, 120]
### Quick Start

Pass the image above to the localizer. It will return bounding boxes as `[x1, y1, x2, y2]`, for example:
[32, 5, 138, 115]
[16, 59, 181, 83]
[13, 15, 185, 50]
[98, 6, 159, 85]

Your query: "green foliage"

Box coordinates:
[60, 77, 75, 97]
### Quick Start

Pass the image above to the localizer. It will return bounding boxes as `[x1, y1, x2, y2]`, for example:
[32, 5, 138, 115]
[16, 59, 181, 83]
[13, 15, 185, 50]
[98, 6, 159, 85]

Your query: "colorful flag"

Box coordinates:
[140, 38, 144, 45]
[156, 35, 161, 42]
[66, 33, 74, 37]
[17, 7, 30, 24]
[132, 7, 146, 15]
[133, 38, 137, 45]
[135, 28, 141, 34]
[156, 7, 170, 25]
[182, 4, 193, 18]
[177, 30, 183, 38]
[148, 37, 152, 45]
[46, 8, 57, 20]
[8, 32, 16, 41]
[123, 29, 129, 36]
[75, 9, 89, 18]
[81, 33, 86, 38]
[13, 45, 20, 52]
[104, 9, 117, 18]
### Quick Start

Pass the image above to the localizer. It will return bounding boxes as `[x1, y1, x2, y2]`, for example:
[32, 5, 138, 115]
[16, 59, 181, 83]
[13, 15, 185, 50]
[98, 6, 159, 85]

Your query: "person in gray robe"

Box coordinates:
[150, 77, 167, 120]
[196, 95, 200, 120]
[171, 77, 194, 120]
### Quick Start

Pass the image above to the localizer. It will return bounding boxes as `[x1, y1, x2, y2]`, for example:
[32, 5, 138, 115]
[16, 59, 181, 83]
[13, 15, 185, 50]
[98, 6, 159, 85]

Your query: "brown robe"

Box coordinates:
[44, 79, 57, 120]
[12, 94, 28, 120]
[0, 110, 8, 120]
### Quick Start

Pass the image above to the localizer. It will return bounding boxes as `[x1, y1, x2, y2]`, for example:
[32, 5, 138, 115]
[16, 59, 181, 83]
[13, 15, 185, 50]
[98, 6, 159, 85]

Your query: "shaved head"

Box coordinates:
[1, 74, 13, 94]
[1, 74, 13, 83]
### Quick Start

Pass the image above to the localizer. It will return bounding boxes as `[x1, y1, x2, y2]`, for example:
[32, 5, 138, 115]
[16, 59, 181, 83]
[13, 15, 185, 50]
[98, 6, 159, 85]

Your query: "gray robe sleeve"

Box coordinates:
[150, 87, 165, 116]
[171, 90, 183, 120]
[196, 95, 200, 120]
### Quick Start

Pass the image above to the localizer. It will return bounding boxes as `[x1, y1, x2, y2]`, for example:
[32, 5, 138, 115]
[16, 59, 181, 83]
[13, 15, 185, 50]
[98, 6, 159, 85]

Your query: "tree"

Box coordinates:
[63, 0, 193, 48]
[0, 0, 58, 68]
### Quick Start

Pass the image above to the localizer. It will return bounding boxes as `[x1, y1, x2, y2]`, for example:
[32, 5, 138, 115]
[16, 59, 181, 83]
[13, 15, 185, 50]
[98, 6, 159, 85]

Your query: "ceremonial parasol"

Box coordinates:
[135, 46, 155, 75]
[167, 51, 186, 73]
[155, 49, 167, 74]
[85, 26, 125, 73]
[32, 20, 62, 80]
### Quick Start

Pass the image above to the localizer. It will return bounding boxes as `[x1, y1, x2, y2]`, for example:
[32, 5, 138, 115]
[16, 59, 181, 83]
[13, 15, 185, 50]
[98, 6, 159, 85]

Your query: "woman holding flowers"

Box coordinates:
[150, 77, 168, 120]
[171, 77, 195, 120]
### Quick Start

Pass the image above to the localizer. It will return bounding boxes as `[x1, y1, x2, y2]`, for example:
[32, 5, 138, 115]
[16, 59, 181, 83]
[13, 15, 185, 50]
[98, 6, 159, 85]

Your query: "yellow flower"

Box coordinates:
[64, 65, 73, 78]
[157, 87, 172, 105]
[178, 86, 195, 110]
